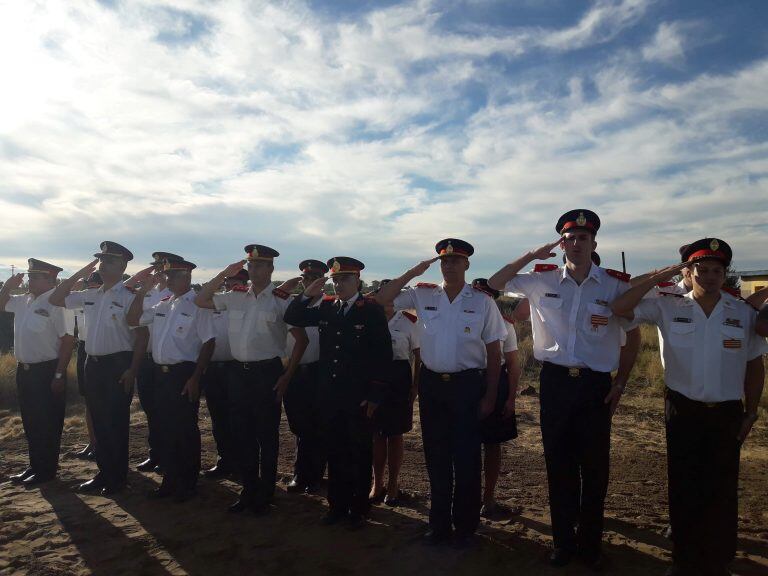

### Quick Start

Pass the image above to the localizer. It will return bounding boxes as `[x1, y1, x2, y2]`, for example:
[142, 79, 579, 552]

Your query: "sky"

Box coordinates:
[0, 0, 766, 284]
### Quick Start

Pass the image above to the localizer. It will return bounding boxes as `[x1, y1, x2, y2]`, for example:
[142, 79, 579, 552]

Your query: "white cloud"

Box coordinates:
[642, 21, 686, 65]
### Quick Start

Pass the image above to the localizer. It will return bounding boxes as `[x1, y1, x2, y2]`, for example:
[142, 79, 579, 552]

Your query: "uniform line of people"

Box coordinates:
[3, 208, 767, 576]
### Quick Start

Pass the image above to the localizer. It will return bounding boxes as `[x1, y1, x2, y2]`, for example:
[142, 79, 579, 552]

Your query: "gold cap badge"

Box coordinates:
[331, 260, 341, 273]
[710, 239, 719, 252]
[576, 212, 587, 226]
[446, 242, 454, 254]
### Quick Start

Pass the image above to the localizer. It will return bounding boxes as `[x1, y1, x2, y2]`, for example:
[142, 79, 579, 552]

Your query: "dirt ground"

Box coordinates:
[1, 389, 767, 576]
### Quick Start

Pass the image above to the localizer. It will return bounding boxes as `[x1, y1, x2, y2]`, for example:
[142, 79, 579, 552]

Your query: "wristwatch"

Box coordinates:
[54, 372, 63, 379]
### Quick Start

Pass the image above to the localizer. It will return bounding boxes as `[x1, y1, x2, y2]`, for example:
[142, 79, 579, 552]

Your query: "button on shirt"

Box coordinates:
[504, 265, 631, 372]
[389, 310, 420, 361]
[393, 283, 506, 373]
[139, 290, 215, 365]
[5, 289, 73, 363]
[631, 292, 768, 402]
[65, 283, 137, 356]
[210, 309, 234, 362]
[286, 296, 321, 365]
[212, 284, 291, 362]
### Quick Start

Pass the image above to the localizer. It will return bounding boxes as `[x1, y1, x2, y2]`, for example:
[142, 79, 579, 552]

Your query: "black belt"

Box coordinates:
[238, 357, 281, 370]
[543, 361, 609, 378]
[422, 366, 484, 382]
[666, 388, 742, 410]
[156, 361, 195, 373]
[17, 359, 57, 371]
[86, 351, 131, 363]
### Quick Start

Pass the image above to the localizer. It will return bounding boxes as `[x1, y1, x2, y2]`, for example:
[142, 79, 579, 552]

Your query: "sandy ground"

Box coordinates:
[1, 389, 767, 576]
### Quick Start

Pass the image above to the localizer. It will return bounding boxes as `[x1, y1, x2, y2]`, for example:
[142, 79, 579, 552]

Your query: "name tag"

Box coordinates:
[724, 318, 742, 328]
[84, 301, 94, 306]
[155, 313, 166, 317]
[463, 309, 476, 314]
[111, 301, 123, 308]
[424, 306, 437, 311]
[181, 312, 191, 317]
[544, 293, 560, 298]
[673, 317, 692, 323]
[594, 299, 608, 306]
[34, 308, 50, 317]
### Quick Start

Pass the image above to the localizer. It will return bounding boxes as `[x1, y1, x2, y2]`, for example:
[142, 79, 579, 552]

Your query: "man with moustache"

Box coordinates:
[375, 239, 507, 547]
[50, 241, 149, 495]
[1, 259, 75, 485]
[611, 239, 767, 576]
[127, 258, 215, 502]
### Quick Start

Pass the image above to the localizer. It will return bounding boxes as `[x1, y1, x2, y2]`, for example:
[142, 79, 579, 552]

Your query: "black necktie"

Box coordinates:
[337, 301, 348, 316]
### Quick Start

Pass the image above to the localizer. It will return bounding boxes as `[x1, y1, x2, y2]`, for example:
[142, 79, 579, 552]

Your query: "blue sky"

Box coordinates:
[0, 0, 766, 284]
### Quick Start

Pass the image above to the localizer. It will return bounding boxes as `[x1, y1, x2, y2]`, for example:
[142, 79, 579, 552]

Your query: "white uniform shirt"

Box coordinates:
[65, 282, 137, 356]
[504, 265, 631, 373]
[212, 284, 291, 362]
[210, 309, 234, 362]
[286, 296, 321, 365]
[5, 289, 73, 363]
[143, 287, 172, 350]
[388, 310, 420, 361]
[393, 282, 507, 372]
[632, 292, 767, 402]
[501, 318, 519, 362]
[139, 290, 215, 365]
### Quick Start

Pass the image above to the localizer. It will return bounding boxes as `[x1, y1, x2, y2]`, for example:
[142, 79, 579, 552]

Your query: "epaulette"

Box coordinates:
[125, 286, 137, 293]
[656, 281, 676, 288]
[472, 286, 494, 297]
[160, 295, 172, 302]
[322, 294, 336, 302]
[533, 264, 558, 273]
[403, 311, 417, 323]
[502, 314, 515, 325]
[272, 287, 290, 300]
[659, 291, 684, 298]
[605, 269, 631, 282]
[232, 285, 248, 293]
[416, 282, 438, 289]
[722, 287, 740, 298]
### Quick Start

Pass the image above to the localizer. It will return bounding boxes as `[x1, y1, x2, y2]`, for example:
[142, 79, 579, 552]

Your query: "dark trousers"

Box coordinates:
[418, 366, 483, 536]
[76, 340, 87, 396]
[284, 362, 326, 486]
[228, 358, 283, 504]
[136, 353, 159, 462]
[665, 389, 742, 569]
[16, 360, 65, 478]
[323, 409, 373, 516]
[201, 360, 236, 469]
[155, 362, 201, 492]
[84, 351, 133, 487]
[539, 362, 612, 555]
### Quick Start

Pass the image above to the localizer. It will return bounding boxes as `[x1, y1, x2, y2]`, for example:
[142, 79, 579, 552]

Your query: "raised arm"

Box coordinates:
[0, 273, 25, 311]
[611, 263, 689, 319]
[126, 282, 154, 327]
[745, 286, 768, 310]
[373, 258, 438, 305]
[283, 277, 328, 327]
[757, 304, 768, 338]
[488, 239, 561, 291]
[195, 261, 246, 309]
[49, 259, 99, 307]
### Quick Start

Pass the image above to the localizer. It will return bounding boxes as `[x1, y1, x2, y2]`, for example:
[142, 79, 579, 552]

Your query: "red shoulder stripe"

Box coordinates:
[416, 282, 438, 289]
[659, 291, 683, 298]
[534, 264, 558, 272]
[402, 311, 417, 323]
[656, 281, 675, 288]
[322, 294, 336, 302]
[722, 287, 740, 297]
[232, 285, 248, 292]
[605, 268, 631, 282]
[502, 314, 515, 325]
[160, 295, 172, 301]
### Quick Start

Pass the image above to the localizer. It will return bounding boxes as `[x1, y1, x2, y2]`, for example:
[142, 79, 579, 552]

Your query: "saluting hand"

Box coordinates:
[303, 276, 328, 298]
[408, 257, 438, 277]
[530, 239, 562, 261]
[74, 259, 99, 281]
[652, 262, 689, 283]
[3, 273, 24, 291]
[221, 261, 247, 279]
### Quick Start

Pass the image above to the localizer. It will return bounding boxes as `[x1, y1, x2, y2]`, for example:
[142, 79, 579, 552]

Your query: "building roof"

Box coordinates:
[738, 270, 768, 278]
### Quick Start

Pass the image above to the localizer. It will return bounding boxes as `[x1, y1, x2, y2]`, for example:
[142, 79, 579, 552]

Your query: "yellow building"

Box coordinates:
[738, 270, 768, 296]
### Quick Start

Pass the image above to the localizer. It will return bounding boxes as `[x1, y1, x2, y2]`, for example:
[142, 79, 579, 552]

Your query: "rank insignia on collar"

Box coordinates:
[710, 239, 720, 251]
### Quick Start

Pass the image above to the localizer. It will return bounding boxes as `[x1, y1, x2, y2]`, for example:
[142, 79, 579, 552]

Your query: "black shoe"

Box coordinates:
[23, 474, 54, 487]
[10, 468, 34, 483]
[101, 483, 126, 496]
[549, 548, 574, 567]
[321, 510, 348, 525]
[136, 458, 157, 472]
[383, 492, 401, 507]
[86, 449, 97, 461]
[452, 532, 477, 550]
[580, 551, 605, 572]
[347, 513, 367, 530]
[422, 529, 451, 546]
[203, 465, 232, 479]
[78, 476, 106, 493]
[173, 488, 197, 503]
[228, 497, 251, 513]
[369, 487, 386, 504]
[664, 564, 697, 576]
[286, 478, 305, 493]
[305, 482, 321, 495]
[148, 483, 174, 499]
[153, 465, 164, 475]
[75, 444, 93, 460]
[663, 524, 673, 540]
[480, 503, 497, 518]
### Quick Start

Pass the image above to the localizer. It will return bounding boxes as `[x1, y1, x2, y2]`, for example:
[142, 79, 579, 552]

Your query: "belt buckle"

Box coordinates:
[161, 365, 169, 373]
[243, 363, 250, 370]
[705, 402, 717, 408]
[568, 367, 580, 377]
[440, 373, 451, 382]
[23, 363, 30, 371]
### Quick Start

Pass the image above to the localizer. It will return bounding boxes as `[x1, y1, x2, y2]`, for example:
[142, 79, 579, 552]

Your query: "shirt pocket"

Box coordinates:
[721, 324, 744, 353]
[421, 310, 440, 335]
[538, 296, 563, 312]
[174, 315, 194, 338]
[669, 321, 695, 347]
[584, 303, 612, 336]
[228, 310, 245, 333]
[26, 311, 49, 333]
[459, 311, 482, 339]
[108, 303, 127, 324]
[254, 310, 278, 335]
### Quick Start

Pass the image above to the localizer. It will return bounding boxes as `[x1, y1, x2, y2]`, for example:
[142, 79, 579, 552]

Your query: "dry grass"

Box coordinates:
[0, 353, 79, 411]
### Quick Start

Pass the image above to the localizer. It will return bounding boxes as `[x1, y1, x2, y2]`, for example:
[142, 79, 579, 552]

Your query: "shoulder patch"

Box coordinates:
[659, 291, 684, 298]
[656, 281, 676, 288]
[605, 268, 631, 282]
[232, 285, 248, 293]
[160, 295, 172, 302]
[416, 282, 438, 289]
[322, 294, 336, 302]
[502, 314, 515, 325]
[402, 311, 417, 323]
[272, 287, 289, 300]
[721, 287, 740, 298]
[533, 264, 558, 273]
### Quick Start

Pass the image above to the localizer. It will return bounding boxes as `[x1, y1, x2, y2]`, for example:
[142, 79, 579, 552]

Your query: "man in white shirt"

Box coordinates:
[1, 259, 75, 485]
[489, 210, 640, 569]
[50, 241, 149, 495]
[375, 239, 506, 548]
[611, 238, 767, 576]
[195, 244, 307, 515]
[128, 258, 215, 503]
